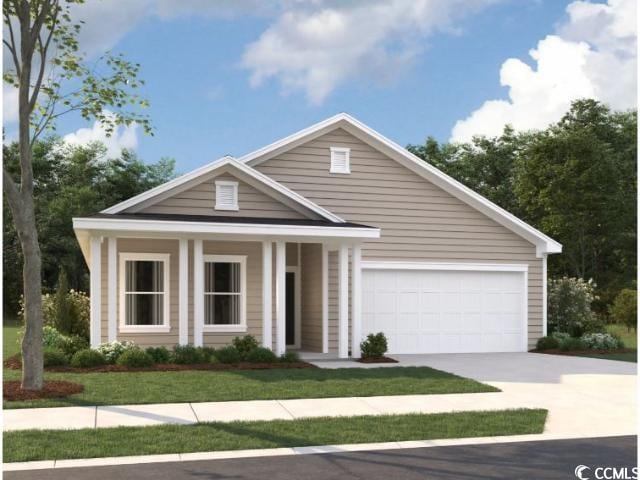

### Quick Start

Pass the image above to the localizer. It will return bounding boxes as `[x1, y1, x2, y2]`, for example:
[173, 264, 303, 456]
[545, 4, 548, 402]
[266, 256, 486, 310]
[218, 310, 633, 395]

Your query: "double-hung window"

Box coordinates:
[203, 255, 246, 331]
[119, 253, 170, 332]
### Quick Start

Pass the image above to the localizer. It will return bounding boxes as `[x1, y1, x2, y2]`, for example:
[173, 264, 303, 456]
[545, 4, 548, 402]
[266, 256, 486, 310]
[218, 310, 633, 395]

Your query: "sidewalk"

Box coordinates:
[4, 391, 517, 432]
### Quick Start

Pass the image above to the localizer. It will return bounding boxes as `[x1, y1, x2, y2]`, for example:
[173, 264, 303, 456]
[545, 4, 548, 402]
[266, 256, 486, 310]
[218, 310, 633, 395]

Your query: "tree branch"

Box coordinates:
[2, 166, 23, 217]
[28, 4, 58, 113]
[4, 10, 21, 77]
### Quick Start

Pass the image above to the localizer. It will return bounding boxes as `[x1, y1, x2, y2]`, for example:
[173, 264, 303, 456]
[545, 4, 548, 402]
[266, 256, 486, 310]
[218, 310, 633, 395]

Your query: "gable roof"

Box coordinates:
[102, 156, 346, 223]
[240, 113, 562, 256]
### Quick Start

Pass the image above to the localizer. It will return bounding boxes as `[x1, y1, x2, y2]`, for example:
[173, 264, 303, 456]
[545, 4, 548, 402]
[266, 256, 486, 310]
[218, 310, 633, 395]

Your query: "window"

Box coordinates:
[330, 147, 350, 174]
[215, 180, 239, 210]
[119, 253, 170, 332]
[203, 255, 246, 331]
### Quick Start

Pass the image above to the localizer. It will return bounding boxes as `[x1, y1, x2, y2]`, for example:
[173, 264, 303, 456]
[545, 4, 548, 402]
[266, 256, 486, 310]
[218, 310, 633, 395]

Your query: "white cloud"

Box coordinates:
[62, 112, 138, 159]
[241, 0, 497, 105]
[451, 0, 637, 142]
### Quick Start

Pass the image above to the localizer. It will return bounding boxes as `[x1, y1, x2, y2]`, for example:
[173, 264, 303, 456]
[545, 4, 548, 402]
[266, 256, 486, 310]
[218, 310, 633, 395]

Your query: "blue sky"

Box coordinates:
[4, 0, 636, 175]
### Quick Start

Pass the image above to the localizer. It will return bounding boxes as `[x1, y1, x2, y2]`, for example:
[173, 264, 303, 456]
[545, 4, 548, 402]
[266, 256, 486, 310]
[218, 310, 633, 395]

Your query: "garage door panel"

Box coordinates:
[362, 268, 526, 354]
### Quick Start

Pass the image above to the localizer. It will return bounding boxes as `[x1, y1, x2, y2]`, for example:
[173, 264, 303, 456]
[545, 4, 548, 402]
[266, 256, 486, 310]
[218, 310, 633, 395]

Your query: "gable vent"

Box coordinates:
[215, 181, 239, 210]
[330, 147, 350, 174]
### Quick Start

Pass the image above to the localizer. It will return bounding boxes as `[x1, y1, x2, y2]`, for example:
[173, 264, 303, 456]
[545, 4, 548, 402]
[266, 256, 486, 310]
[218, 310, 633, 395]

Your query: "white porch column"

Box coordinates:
[321, 244, 329, 354]
[275, 240, 286, 355]
[107, 237, 117, 343]
[193, 239, 204, 347]
[351, 244, 362, 358]
[338, 244, 349, 358]
[89, 236, 102, 348]
[542, 254, 548, 337]
[262, 241, 273, 349]
[178, 239, 189, 345]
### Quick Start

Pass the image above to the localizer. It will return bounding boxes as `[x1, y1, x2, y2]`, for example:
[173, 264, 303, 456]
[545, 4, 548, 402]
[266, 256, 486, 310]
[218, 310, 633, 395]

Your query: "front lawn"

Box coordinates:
[3, 324, 20, 359]
[3, 366, 498, 409]
[4, 409, 547, 462]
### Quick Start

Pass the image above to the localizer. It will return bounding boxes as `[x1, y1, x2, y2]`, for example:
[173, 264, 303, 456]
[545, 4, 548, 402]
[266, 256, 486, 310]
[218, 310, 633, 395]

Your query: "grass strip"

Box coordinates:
[4, 409, 547, 463]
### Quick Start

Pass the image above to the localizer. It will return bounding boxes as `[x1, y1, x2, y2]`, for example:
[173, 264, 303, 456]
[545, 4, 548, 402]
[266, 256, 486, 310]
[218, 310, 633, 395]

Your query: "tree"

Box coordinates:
[3, 0, 152, 390]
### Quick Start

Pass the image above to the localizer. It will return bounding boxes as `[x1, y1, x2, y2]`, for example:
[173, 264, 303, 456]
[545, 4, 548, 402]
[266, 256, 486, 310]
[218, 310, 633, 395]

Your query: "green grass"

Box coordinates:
[3, 324, 20, 359]
[606, 324, 637, 349]
[3, 366, 498, 409]
[3, 409, 547, 463]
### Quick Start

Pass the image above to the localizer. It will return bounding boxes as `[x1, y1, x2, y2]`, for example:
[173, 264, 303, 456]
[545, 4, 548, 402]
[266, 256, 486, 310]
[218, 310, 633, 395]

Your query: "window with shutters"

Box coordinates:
[330, 147, 350, 174]
[215, 180, 239, 210]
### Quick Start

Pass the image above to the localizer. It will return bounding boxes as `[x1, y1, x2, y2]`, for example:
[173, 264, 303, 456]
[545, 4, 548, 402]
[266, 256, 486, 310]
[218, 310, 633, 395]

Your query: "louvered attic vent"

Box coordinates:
[215, 181, 239, 210]
[330, 147, 350, 174]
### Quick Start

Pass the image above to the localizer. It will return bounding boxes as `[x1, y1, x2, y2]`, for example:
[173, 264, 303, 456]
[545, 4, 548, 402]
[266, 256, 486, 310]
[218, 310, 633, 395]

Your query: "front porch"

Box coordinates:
[73, 214, 380, 359]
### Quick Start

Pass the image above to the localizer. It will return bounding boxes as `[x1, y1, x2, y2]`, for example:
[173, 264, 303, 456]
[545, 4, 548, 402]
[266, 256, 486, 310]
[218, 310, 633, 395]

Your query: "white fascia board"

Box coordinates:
[72, 217, 380, 239]
[102, 156, 345, 224]
[361, 261, 529, 272]
[241, 113, 562, 255]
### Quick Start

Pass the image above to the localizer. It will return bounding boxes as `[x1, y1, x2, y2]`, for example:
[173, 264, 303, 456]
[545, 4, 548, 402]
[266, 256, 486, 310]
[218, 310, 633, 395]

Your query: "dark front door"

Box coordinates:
[286, 272, 295, 345]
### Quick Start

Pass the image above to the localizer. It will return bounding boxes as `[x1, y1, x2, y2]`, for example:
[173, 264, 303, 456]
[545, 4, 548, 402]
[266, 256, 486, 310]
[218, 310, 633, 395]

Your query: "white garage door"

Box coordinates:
[362, 267, 527, 354]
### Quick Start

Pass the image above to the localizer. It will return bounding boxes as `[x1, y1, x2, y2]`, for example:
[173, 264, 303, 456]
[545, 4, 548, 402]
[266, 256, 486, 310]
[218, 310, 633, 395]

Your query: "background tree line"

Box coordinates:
[408, 99, 637, 314]
[3, 140, 176, 316]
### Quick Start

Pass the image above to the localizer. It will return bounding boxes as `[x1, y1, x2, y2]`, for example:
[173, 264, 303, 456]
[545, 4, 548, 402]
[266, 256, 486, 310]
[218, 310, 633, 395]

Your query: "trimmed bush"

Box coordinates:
[558, 337, 585, 352]
[96, 341, 137, 364]
[280, 351, 301, 363]
[246, 347, 277, 363]
[214, 345, 241, 364]
[70, 349, 106, 368]
[609, 289, 637, 332]
[58, 335, 89, 358]
[43, 348, 68, 367]
[145, 346, 171, 363]
[360, 332, 388, 358]
[581, 333, 623, 350]
[117, 348, 154, 368]
[536, 336, 559, 351]
[41, 325, 66, 349]
[548, 277, 596, 336]
[232, 335, 259, 359]
[172, 345, 205, 364]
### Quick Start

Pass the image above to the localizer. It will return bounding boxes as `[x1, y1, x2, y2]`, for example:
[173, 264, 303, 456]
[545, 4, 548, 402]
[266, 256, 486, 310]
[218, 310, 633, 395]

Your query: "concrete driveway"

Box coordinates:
[385, 353, 637, 438]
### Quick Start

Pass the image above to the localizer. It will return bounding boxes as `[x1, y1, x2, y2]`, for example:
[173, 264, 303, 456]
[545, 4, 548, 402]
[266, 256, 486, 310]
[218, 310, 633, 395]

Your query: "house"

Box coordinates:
[73, 113, 561, 358]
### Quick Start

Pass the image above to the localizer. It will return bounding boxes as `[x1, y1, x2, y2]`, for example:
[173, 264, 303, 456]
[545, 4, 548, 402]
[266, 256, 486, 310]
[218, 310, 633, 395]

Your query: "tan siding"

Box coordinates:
[256, 128, 545, 349]
[300, 243, 322, 351]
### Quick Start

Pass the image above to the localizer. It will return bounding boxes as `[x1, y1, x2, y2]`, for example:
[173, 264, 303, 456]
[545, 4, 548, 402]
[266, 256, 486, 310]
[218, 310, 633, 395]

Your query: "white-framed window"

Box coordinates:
[215, 180, 239, 210]
[330, 147, 350, 174]
[119, 253, 171, 333]
[203, 255, 246, 332]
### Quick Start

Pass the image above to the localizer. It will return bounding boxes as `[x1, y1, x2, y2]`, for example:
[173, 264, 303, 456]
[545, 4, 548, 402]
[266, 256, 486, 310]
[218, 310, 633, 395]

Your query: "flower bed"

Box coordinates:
[4, 380, 84, 401]
[357, 356, 398, 364]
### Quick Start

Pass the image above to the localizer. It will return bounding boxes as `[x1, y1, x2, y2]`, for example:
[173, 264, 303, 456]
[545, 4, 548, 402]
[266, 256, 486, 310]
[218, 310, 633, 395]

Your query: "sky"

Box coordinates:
[3, 0, 637, 175]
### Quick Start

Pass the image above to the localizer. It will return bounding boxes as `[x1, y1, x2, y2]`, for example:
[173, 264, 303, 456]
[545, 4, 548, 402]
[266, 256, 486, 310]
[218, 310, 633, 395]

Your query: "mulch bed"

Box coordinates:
[4, 380, 84, 401]
[532, 348, 636, 356]
[4, 355, 316, 373]
[357, 356, 398, 364]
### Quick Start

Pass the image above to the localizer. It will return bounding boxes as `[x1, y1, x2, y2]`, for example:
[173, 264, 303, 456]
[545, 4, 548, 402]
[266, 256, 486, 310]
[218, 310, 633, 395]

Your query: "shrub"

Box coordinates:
[42, 325, 66, 349]
[96, 341, 137, 364]
[558, 337, 586, 352]
[70, 349, 106, 368]
[58, 335, 89, 358]
[201, 347, 217, 363]
[609, 289, 637, 332]
[280, 351, 300, 363]
[214, 345, 241, 364]
[548, 277, 597, 336]
[43, 348, 68, 367]
[172, 345, 205, 364]
[19, 289, 90, 340]
[145, 346, 171, 363]
[581, 333, 623, 350]
[551, 331, 571, 343]
[117, 348, 154, 368]
[360, 332, 388, 358]
[536, 336, 559, 351]
[246, 347, 277, 363]
[232, 335, 259, 359]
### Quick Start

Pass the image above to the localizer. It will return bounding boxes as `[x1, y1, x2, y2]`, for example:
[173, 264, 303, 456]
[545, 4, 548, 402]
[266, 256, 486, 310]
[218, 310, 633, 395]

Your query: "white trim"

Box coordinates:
[178, 239, 189, 345]
[330, 147, 350, 174]
[240, 113, 561, 255]
[321, 244, 329, 354]
[214, 180, 239, 211]
[101, 156, 345, 224]
[542, 254, 548, 337]
[201, 254, 247, 332]
[286, 266, 302, 349]
[351, 245, 362, 358]
[193, 239, 204, 347]
[361, 261, 529, 272]
[338, 245, 349, 359]
[118, 252, 171, 334]
[275, 241, 286, 356]
[107, 237, 117, 342]
[262, 241, 273, 349]
[90, 237, 102, 348]
[74, 217, 380, 240]
[523, 269, 529, 351]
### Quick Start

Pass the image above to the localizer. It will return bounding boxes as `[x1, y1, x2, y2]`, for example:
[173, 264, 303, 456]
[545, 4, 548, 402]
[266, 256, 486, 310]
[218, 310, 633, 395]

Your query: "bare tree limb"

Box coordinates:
[3, 167, 23, 213]
[28, 4, 58, 113]
[4, 10, 21, 77]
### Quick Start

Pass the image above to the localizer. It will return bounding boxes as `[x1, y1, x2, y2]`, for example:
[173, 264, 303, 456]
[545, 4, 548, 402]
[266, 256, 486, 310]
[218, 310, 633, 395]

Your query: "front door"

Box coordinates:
[285, 271, 296, 346]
